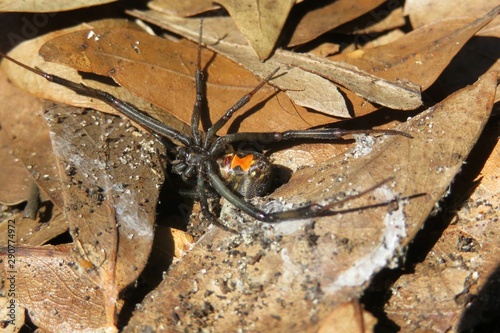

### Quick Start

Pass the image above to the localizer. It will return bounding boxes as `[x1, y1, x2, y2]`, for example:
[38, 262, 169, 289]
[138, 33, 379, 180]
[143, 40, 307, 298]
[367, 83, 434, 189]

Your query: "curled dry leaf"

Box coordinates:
[285, 51, 422, 110]
[123, 68, 496, 332]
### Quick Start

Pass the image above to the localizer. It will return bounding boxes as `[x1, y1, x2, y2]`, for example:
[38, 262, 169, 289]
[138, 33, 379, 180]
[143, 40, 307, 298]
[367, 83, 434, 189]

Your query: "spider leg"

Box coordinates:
[209, 128, 411, 155]
[196, 166, 215, 218]
[207, 161, 269, 220]
[88, 88, 192, 145]
[207, 161, 393, 223]
[0, 52, 192, 146]
[203, 68, 280, 148]
[190, 21, 205, 147]
[197, 165, 238, 232]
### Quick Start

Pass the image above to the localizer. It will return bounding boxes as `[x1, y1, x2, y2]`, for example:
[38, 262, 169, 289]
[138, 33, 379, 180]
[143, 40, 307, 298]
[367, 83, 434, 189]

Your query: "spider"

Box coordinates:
[0, 28, 410, 226]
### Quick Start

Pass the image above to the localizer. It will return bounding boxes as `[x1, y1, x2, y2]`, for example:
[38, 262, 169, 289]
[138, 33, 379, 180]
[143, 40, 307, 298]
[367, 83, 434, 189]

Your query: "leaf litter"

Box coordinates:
[0, 1, 498, 332]
[122, 69, 497, 333]
[0, 64, 167, 331]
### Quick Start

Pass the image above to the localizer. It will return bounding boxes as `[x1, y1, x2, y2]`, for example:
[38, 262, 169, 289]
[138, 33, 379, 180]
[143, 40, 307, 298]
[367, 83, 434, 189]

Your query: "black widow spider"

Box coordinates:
[0, 26, 410, 226]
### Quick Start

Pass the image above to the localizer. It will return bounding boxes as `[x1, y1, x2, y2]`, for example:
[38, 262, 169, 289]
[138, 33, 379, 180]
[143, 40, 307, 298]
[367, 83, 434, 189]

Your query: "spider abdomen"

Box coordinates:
[216, 151, 273, 199]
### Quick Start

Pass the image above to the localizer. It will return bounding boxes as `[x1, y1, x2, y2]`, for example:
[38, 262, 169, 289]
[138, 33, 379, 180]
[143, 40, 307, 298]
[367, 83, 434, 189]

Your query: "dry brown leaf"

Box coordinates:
[0, 210, 68, 247]
[1, 4, 497, 331]
[123, 66, 496, 333]
[43, 103, 166, 324]
[38, 27, 340, 132]
[0, 71, 167, 327]
[0, 71, 71, 245]
[330, 5, 500, 90]
[127, 10, 425, 114]
[0, 143, 32, 205]
[288, 0, 387, 47]
[335, 6, 406, 36]
[148, 0, 220, 17]
[0, 66, 63, 207]
[385, 114, 500, 332]
[318, 301, 377, 333]
[127, 10, 352, 118]
[285, 51, 422, 110]
[1, 18, 193, 140]
[425, 17, 500, 101]
[0, 244, 109, 332]
[216, 0, 295, 60]
[0, 0, 117, 12]
[2, 46, 169, 328]
[405, 0, 499, 30]
[1, 20, 155, 115]
[0, 297, 25, 332]
[388, 264, 471, 331]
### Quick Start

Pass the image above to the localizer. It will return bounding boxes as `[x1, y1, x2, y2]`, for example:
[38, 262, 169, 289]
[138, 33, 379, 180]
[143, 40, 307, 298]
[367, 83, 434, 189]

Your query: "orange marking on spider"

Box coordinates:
[230, 154, 255, 172]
